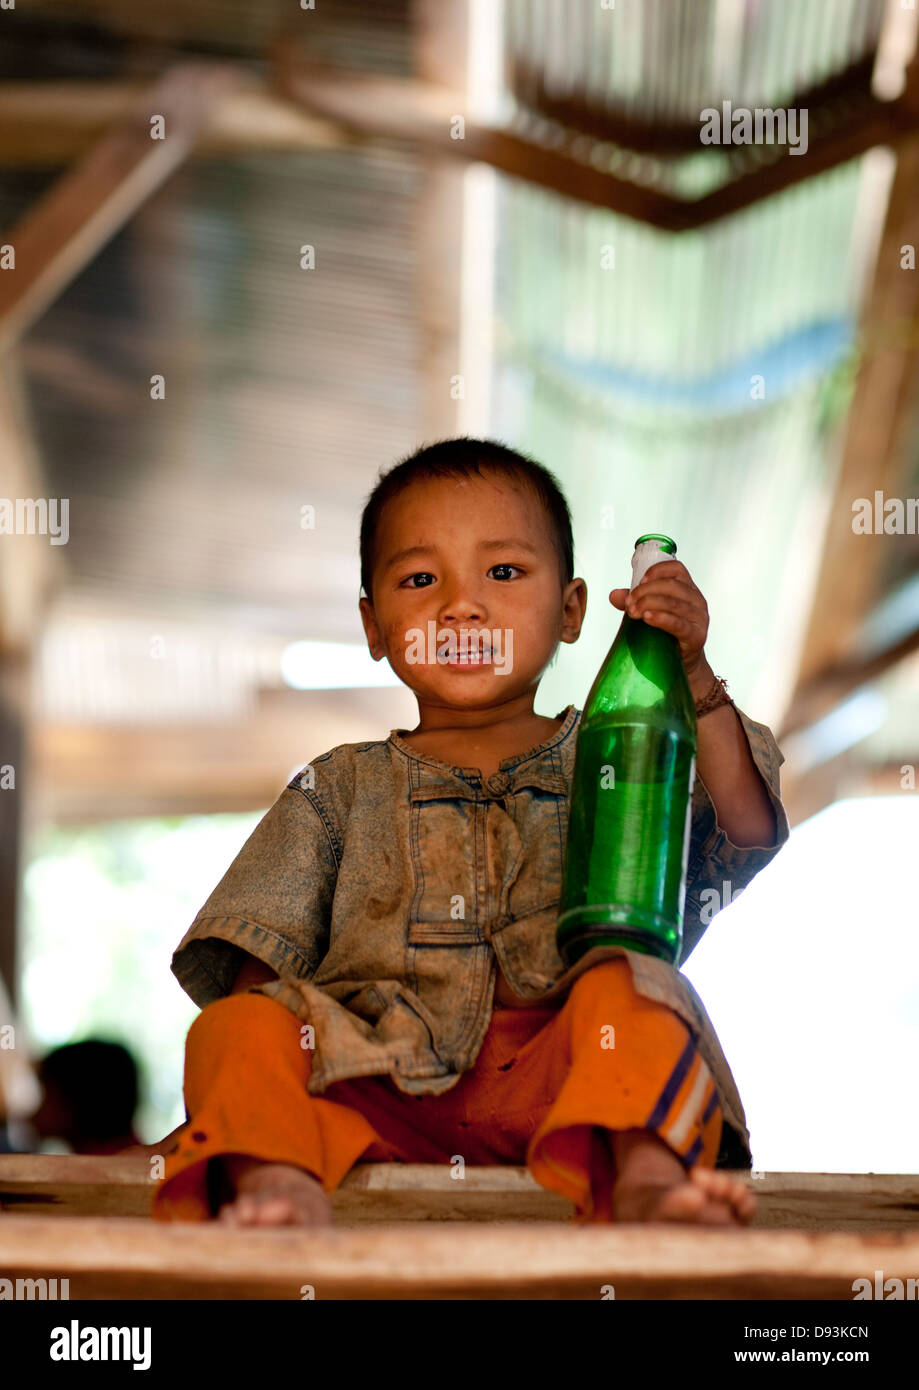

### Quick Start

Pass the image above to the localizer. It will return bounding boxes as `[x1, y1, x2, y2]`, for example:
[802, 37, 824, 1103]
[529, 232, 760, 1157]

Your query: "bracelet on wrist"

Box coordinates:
[694, 673, 733, 718]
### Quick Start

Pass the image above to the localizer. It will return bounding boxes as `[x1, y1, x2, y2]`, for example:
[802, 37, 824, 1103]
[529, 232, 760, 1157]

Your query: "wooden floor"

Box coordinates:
[2, 1156, 918, 1299]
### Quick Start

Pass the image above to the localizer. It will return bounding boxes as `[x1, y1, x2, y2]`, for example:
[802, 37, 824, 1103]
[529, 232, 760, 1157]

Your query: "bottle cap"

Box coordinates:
[630, 535, 676, 591]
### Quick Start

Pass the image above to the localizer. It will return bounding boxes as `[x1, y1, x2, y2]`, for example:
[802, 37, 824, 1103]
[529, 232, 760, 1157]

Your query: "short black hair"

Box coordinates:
[39, 1039, 139, 1139]
[359, 437, 574, 603]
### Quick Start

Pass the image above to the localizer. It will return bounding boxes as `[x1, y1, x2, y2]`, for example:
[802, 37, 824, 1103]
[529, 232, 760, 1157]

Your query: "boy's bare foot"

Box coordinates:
[609, 1128, 756, 1225]
[215, 1155, 335, 1227]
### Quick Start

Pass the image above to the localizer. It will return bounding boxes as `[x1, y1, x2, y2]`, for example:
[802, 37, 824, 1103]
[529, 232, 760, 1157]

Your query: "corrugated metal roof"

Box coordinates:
[491, 146, 886, 728]
[0, 0, 414, 75]
[503, 0, 888, 201]
[505, 0, 886, 120]
[12, 145, 422, 642]
[496, 160, 868, 394]
[0, 0, 912, 790]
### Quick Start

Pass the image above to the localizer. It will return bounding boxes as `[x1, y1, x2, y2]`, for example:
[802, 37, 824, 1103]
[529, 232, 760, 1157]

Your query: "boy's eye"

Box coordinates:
[400, 565, 522, 588]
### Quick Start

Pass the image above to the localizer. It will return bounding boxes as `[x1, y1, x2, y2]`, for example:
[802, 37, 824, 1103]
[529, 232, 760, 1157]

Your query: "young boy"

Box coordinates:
[152, 438, 788, 1228]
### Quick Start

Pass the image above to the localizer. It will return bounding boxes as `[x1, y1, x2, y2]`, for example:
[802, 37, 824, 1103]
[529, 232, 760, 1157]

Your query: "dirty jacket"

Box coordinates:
[171, 703, 790, 1167]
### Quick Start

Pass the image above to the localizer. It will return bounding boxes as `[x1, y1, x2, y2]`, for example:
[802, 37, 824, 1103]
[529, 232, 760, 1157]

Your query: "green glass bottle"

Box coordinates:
[556, 534, 697, 968]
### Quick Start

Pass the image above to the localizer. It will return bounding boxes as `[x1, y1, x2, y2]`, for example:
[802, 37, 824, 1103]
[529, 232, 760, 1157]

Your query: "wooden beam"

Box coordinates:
[4, 60, 916, 231]
[0, 63, 252, 350]
[843, 761, 919, 796]
[777, 746, 860, 832]
[1, 1208, 919, 1298]
[271, 56, 685, 230]
[3, 1155, 919, 1233]
[782, 69, 919, 722]
[0, 79, 350, 167]
[510, 53, 879, 157]
[780, 620, 919, 739]
[270, 56, 919, 230]
[27, 685, 416, 824]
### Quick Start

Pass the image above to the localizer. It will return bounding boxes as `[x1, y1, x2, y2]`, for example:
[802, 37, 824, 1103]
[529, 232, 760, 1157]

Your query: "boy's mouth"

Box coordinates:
[444, 645, 492, 665]
[441, 633, 493, 665]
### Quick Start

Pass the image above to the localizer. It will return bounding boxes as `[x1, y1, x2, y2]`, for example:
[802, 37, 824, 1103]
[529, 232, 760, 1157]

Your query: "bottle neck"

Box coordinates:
[630, 540, 671, 590]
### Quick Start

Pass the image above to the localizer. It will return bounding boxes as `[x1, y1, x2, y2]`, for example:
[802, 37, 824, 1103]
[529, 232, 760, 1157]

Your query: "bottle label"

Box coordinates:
[678, 757, 696, 916]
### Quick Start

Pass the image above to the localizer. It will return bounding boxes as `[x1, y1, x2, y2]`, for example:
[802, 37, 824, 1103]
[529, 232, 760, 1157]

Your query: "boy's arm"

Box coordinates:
[679, 700, 789, 964]
[170, 770, 339, 1009]
[230, 952, 279, 995]
[688, 658, 777, 848]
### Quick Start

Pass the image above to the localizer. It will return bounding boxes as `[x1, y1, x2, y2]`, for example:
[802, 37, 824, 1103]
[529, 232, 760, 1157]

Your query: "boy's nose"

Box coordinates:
[437, 595, 485, 622]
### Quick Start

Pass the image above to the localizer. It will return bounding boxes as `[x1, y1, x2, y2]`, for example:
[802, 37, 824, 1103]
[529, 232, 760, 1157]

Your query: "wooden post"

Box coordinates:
[779, 54, 919, 798]
[0, 361, 58, 1015]
[412, 0, 472, 442]
[0, 660, 24, 1013]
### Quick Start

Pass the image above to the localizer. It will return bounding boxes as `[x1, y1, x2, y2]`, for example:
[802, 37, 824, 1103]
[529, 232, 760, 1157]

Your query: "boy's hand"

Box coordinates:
[609, 560, 712, 690]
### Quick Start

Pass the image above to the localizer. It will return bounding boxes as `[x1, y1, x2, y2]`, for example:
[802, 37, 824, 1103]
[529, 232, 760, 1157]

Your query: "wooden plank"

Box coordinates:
[3, 1155, 919, 1233]
[0, 79, 350, 167]
[0, 63, 247, 351]
[271, 55, 919, 231]
[1, 1210, 919, 1299]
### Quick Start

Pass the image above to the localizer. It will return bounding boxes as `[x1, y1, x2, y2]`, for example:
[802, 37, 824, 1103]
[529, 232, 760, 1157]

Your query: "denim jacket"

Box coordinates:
[171, 703, 790, 1167]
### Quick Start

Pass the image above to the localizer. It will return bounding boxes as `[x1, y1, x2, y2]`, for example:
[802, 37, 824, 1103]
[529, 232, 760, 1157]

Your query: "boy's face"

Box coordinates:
[359, 471, 586, 713]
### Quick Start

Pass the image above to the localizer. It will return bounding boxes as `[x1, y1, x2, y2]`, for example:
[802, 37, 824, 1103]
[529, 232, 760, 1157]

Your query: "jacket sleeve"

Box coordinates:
[170, 776, 339, 1008]
[678, 706, 790, 965]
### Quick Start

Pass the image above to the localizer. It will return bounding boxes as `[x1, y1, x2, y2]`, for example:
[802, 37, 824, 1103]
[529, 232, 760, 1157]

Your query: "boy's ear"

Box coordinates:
[559, 577, 587, 644]
[358, 596, 385, 660]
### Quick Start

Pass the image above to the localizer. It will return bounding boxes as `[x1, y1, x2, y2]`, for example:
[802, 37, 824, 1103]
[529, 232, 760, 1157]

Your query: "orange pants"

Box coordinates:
[151, 959, 722, 1224]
